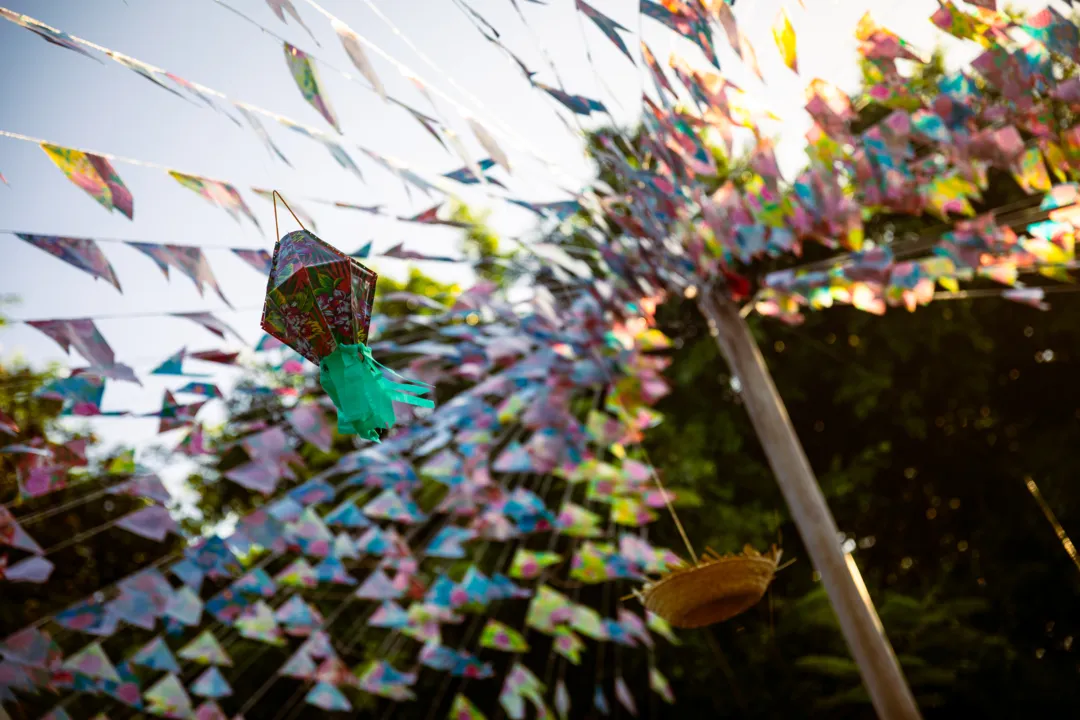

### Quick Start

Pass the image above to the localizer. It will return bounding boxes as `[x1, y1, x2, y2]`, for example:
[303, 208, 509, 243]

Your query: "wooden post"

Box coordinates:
[697, 290, 922, 720]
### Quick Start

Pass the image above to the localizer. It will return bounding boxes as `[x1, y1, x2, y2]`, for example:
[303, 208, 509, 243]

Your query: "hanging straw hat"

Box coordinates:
[641, 545, 782, 629]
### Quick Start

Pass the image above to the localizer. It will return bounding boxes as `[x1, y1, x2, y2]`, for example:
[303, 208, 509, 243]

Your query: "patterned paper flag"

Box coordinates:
[190, 666, 231, 698]
[333, 17, 386, 99]
[194, 701, 229, 720]
[594, 685, 610, 715]
[557, 502, 602, 537]
[526, 586, 574, 635]
[144, 673, 193, 718]
[16, 234, 121, 291]
[509, 549, 563, 579]
[99, 660, 143, 710]
[0, 505, 44, 555]
[314, 555, 357, 585]
[575, 0, 634, 62]
[172, 312, 241, 340]
[275, 596, 324, 636]
[363, 488, 426, 523]
[555, 680, 570, 720]
[61, 641, 120, 683]
[177, 630, 232, 666]
[273, 559, 319, 591]
[116, 505, 179, 542]
[615, 676, 638, 716]
[466, 117, 510, 173]
[0, 8, 99, 59]
[279, 649, 318, 680]
[164, 586, 203, 627]
[284, 42, 340, 132]
[646, 611, 681, 645]
[286, 402, 332, 452]
[40, 144, 133, 219]
[424, 526, 476, 558]
[168, 173, 259, 229]
[499, 663, 545, 720]
[3, 555, 54, 583]
[235, 600, 286, 645]
[323, 499, 370, 528]
[649, 667, 675, 703]
[132, 637, 180, 673]
[265, 0, 316, 38]
[355, 568, 403, 600]
[357, 660, 417, 700]
[552, 627, 584, 665]
[450, 693, 487, 720]
[368, 600, 409, 629]
[772, 7, 798, 72]
[306, 681, 352, 710]
[479, 619, 529, 652]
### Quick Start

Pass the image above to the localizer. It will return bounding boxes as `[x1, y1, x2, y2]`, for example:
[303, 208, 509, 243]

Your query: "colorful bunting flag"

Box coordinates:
[284, 42, 340, 132]
[16, 234, 121, 291]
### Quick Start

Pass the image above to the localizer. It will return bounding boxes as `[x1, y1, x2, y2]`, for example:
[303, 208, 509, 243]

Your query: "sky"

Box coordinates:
[0, 0, 1062, 480]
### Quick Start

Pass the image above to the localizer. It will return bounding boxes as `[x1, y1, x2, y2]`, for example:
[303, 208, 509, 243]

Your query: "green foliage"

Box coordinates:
[449, 199, 517, 286]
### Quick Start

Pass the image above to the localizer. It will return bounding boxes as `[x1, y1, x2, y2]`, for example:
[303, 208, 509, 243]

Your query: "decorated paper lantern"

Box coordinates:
[261, 229, 432, 439]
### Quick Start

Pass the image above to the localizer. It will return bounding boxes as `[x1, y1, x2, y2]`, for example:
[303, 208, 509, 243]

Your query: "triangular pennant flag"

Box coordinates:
[274, 595, 325, 633]
[424, 526, 476, 559]
[363, 488, 426, 524]
[62, 641, 120, 683]
[190, 666, 232, 698]
[284, 43, 339, 132]
[279, 649, 318, 680]
[355, 568, 403, 600]
[556, 680, 570, 720]
[16, 234, 122, 291]
[274, 557, 318, 588]
[649, 667, 675, 704]
[451, 693, 488, 719]
[235, 600, 286, 646]
[132, 637, 180, 673]
[177, 630, 232, 666]
[144, 673, 193, 718]
[314, 555, 357, 585]
[323, 499, 370, 528]
[194, 700, 229, 720]
[164, 586, 203, 626]
[306, 681, 352, 711]
[233, 568, 278, 597]
[615, 677, 638, 716]
[151, 348, 191, 376]
[480, 620, 529, 652]
[368, 600, 409, 628]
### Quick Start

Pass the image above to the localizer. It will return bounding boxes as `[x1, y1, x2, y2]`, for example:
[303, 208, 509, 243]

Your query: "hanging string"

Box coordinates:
[0, 228, 273, 252]
[5, 304, 263, 323]
[0, 128, 358, 213]
[0, 7, 339, 144]
[299, 0, 583, 192]
[272, 189, 309, 240]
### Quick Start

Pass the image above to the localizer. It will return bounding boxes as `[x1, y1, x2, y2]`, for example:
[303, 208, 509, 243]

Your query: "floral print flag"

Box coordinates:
[40, 143, 133, 219]
[284, 43, 340, 132]
[16, 234, 121, 291]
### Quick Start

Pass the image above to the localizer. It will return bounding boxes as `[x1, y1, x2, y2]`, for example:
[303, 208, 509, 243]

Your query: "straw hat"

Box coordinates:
[641, 545, 782, 628]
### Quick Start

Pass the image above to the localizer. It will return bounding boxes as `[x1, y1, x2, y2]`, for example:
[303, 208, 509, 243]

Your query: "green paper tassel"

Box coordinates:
[319, 343, 433, 441]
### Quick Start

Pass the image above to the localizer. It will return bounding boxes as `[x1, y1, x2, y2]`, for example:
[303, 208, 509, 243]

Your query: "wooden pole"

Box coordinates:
[697, 290, 922, 720]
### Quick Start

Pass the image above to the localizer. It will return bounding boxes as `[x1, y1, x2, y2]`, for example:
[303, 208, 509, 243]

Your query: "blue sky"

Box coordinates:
[0, 0, 1055, 467]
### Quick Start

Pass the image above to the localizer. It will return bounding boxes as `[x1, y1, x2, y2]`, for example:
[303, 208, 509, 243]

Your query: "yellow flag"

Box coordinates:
[772, 7, 798, 72]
